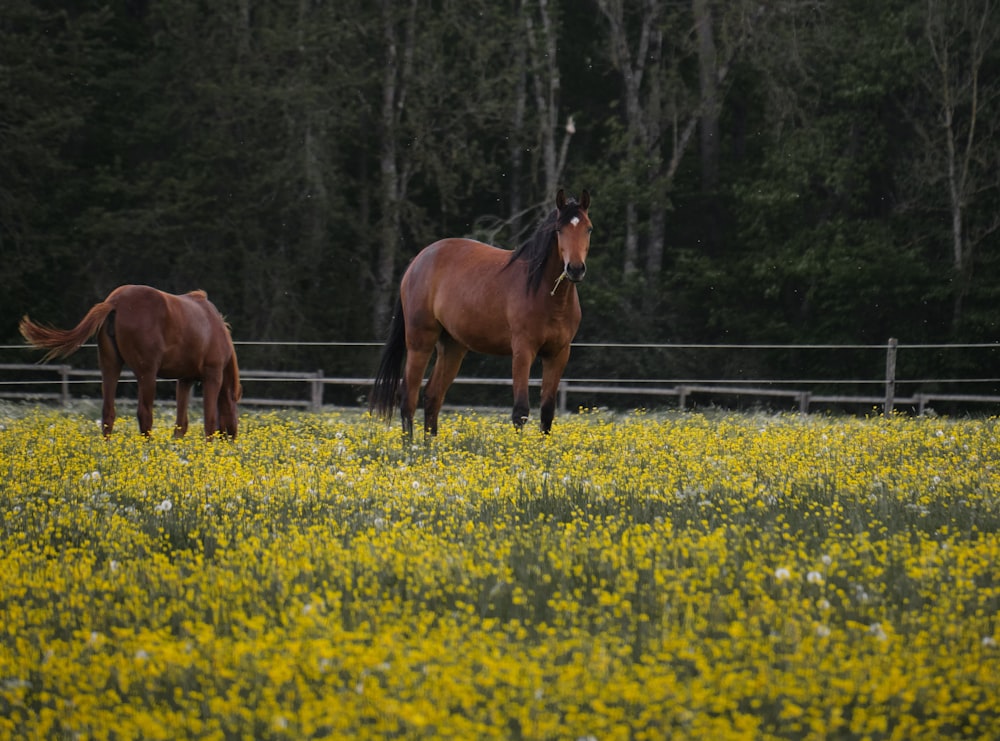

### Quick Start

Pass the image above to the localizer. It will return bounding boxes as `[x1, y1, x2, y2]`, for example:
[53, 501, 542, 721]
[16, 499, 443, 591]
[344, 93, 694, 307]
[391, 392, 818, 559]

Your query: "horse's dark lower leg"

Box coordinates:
[399, 380, 415, 437]
[400, 347, 432, 438]
[511, 350, 533, 430]
[219, 393, 239, 438]
[511, 398, 530, 430]
[175, 379, 193, 438]
[423, 410, 437, 435]
[98, 350, 121, 437]
[423, 341, 466, 436]
[539, 397, 556, 434]
[201, 375, 222, 438]
[136, 375, 156, 436]
[423, 397, 439, 435]
[539, 350, 569, 434]
[101, 393, 117, 437]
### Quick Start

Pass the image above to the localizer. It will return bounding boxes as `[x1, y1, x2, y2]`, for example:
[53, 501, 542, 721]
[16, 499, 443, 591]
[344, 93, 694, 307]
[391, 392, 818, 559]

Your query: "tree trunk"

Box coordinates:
[694, 0, 720, 193]
[596, 0, 661, 280]
[694, 0, 722, 256]
[525, 0, 573, 203]
[372, 0, 417, 336]
[624, 202, 638, 276]
[299, 1, 327, 273]
[919, 0, 999, 330]
[508, 12, 528, 240]
[236, 0, 250, 59]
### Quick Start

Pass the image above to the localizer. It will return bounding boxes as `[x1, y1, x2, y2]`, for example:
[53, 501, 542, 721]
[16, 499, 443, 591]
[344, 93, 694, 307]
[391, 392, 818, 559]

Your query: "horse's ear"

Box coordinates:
[556, 189, 566, 210]
[580, 189, 590, 211]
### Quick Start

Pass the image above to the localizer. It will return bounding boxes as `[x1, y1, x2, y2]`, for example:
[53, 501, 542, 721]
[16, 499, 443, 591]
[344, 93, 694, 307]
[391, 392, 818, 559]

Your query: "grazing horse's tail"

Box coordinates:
[370, 296, 406, 420]
[19, 302, 116, 363]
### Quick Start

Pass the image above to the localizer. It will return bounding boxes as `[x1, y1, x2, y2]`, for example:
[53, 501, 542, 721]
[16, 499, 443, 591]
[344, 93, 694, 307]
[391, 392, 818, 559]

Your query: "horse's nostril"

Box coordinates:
[567, 263, 587, 282]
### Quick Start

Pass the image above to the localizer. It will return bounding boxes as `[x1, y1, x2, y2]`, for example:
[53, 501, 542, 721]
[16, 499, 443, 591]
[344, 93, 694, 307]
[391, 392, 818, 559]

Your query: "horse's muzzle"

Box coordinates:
[565, 263, 587, 282]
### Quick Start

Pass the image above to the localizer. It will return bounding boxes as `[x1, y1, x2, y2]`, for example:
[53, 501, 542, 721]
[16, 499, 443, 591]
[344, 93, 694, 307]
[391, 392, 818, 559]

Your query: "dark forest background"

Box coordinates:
[2, 0, 999, 385]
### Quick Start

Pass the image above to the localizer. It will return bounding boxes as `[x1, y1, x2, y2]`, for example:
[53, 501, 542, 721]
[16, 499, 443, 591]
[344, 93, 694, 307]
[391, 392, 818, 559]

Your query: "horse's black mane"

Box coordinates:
[506, 197, 586, 294]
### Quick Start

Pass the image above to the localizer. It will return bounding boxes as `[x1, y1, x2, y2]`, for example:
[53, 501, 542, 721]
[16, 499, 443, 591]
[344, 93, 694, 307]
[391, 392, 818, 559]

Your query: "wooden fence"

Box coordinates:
[3, 339, 1000, 415]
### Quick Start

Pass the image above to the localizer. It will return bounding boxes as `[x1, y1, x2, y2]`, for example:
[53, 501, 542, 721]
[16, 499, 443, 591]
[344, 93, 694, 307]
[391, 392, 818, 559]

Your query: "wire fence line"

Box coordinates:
[2, 339, 1000, 415]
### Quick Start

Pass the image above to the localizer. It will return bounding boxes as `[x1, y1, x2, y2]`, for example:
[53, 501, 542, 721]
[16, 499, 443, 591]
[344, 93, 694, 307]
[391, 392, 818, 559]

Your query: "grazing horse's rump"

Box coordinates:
[19, 284, 242, 438]
[371, 189, 593, 435]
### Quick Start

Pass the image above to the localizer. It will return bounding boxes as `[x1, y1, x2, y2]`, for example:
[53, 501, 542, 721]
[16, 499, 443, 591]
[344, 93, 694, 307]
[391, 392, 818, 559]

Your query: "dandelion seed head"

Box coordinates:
[869, 623, 887, 641]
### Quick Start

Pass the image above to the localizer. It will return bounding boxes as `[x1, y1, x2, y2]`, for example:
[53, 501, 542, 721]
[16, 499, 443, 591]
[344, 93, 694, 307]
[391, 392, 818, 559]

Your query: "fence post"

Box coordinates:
[884, 337, 898, 415]
[798, 391, 811, 415]
[310, 370, 324, 413]
[678, 385, 688, 411]
[60, 365, 71, 407]
[558, 383, 567, 414]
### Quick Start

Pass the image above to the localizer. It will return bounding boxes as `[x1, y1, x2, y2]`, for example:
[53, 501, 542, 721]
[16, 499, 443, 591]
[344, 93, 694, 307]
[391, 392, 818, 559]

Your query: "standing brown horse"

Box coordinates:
[19, 285, 242, 438]
[371, 189, 593, 435]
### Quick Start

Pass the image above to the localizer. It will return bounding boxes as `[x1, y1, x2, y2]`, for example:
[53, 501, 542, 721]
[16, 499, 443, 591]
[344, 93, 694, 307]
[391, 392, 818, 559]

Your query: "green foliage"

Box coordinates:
[0, 1, 114, 327]
[3, 0, 1000, 388]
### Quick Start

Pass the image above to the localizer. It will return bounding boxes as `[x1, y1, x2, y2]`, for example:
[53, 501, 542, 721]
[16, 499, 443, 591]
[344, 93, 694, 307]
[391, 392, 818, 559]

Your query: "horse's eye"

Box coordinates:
[588, 227, 594, 234]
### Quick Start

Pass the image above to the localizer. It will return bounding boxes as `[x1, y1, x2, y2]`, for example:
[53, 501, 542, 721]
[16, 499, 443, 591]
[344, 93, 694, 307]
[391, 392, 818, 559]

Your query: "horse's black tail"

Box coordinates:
[370, 296, 406, 420]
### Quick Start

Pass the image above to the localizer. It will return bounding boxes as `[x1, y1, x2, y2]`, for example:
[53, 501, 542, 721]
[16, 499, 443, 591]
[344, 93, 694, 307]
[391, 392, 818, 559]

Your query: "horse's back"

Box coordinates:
[402, 239, 525, 354]
[105, 284, 168, 314]
[106, 285, 232, 375]
[107, 285, 210, 333]
[405, 238, 506, 279]
[403, 239, 512, 305]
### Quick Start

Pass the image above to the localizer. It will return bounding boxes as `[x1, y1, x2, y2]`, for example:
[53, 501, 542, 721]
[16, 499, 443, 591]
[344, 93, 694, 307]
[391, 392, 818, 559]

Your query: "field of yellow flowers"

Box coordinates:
[1, 404, 998, 739]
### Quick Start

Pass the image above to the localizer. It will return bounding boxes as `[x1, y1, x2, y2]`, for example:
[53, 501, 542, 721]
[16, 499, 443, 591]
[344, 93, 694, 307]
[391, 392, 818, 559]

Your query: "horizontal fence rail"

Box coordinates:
[3, 339, 1000, 416]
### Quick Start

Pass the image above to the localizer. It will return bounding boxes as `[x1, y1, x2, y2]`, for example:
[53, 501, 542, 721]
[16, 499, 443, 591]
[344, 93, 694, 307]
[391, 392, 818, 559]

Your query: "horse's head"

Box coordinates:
[555, 189, 592, 283]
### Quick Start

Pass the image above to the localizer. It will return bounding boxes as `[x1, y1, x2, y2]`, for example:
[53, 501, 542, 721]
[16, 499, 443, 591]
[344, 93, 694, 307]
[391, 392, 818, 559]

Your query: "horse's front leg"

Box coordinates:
[510, 347, 534, 430]
[201, 373, 223, 438]
[175, 379, 193, 438]
[539, 346, 571, 434]
[218, 386, 239, 439]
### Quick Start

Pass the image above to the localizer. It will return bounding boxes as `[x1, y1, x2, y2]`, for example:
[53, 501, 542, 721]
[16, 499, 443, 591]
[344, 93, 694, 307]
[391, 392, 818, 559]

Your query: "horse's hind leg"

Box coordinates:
[423, 338, 466, 435]
[97, 339, 121, 437]
[136, 373, 157, 436]
[174, 379, 193, 438]
[400, 345, 433, 438]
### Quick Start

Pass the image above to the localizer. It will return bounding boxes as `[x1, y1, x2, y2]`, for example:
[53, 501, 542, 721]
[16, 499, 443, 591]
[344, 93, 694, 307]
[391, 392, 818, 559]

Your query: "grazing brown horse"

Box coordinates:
[371, 189, 593, 435]
[19, 285, 242, 438]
